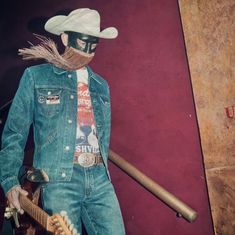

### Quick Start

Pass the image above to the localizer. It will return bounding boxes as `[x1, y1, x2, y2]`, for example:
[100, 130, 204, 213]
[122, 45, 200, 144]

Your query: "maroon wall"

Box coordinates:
[0, 0, 214, 234]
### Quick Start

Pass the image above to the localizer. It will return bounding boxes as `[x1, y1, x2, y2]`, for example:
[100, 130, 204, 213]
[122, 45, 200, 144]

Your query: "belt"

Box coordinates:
[76, 153, 103, 167]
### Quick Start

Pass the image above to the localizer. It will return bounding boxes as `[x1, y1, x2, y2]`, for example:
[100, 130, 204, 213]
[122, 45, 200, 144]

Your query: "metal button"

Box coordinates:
[38, 96, 45, 103]
[68, 119, 72, 124]
[61, 173, 66, 178]
[70, 95, 74, 99]
[68, 74, 72, 78]
[65, 146, 70, 151]
[48, 91, 51, 95]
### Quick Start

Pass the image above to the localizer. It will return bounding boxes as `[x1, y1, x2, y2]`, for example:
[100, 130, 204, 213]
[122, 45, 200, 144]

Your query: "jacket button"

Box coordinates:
[38, 96, 45, 103]
[61, 173, 66, 177]
[68, 74, 72, 78]
[70, 95, 74, 99]
[68, 119, 72, 124]
[65, 146, 70, 151]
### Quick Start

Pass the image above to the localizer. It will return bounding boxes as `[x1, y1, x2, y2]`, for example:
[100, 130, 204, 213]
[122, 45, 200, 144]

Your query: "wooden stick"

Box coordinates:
[109, 149, 198, 222]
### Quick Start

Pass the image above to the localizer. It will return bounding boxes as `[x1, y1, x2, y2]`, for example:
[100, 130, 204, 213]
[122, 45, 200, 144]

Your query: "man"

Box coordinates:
[0, 8, 125, 235]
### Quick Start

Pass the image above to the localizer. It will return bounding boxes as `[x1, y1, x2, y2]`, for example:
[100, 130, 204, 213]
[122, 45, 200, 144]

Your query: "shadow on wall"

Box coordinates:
[27, 9, 72, 35]
[0, 67, 25, 107]
[0, 11, 73, 234]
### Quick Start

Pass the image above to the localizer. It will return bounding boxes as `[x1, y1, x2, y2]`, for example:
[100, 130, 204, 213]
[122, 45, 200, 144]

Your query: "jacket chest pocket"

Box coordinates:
[36, 88, 63, 117]
[99, 95, 111, 122]
[99, 95, 110, 111]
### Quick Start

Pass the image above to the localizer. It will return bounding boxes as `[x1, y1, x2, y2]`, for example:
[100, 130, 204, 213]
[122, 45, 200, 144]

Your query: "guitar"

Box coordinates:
[22, 194, 77, 235]
[4, 167, 79, 235]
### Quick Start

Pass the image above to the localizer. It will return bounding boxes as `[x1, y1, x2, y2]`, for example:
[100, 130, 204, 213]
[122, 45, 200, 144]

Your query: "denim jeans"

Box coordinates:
[41, 163, 125, 235]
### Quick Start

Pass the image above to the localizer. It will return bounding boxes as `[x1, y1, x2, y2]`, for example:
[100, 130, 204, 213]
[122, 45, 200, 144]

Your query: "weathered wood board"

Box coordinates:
[178, 1, 235, 234]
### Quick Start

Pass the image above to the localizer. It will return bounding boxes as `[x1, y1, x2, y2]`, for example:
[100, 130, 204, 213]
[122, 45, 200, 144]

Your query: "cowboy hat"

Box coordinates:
[44, 8, 118, 39]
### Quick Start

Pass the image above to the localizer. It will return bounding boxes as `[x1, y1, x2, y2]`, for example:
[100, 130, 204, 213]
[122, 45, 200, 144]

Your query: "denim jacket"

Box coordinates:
[0, 63, 111, 194]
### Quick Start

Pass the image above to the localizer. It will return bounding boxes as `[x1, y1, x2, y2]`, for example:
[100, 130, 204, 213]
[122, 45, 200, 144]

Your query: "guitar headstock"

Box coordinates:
[48, 211, 80, 235]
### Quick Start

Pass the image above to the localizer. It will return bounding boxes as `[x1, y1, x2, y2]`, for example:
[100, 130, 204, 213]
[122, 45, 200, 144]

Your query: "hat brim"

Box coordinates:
[44, 15, 118, 39]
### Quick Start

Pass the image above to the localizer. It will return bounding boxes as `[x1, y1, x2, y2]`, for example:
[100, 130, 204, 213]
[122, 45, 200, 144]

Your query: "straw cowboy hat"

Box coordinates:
[44, 8, 118, 39]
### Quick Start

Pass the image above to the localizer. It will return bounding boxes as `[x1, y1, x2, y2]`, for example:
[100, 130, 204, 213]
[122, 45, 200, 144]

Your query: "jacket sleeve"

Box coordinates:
[0, 68, 34, 194]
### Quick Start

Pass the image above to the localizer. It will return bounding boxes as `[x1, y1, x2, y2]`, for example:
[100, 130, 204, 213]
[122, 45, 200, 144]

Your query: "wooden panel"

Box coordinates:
[178, 1, 235, 234]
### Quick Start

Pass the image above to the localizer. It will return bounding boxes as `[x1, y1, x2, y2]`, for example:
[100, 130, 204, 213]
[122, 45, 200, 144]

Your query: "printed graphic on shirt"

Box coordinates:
[74, 82, 100, 163]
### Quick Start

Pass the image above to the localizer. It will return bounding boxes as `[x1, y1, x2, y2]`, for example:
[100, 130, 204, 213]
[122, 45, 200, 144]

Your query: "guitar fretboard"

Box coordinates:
[19, 194, 49, 229]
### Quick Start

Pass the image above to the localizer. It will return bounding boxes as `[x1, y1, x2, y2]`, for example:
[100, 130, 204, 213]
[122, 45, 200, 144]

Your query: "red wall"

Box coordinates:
[0, 0, 214, 234]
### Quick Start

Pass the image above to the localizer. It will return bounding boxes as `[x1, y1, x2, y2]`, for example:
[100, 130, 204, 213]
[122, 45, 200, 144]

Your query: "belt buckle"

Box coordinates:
[78, 153, 96, 167]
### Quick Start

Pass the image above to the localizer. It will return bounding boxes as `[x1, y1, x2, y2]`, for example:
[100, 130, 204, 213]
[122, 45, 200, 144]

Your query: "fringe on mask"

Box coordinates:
[18, 34, 79, 70]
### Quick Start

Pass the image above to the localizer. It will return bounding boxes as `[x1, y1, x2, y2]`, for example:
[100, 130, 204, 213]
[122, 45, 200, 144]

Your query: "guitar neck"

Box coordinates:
[19, 194, 49, 230]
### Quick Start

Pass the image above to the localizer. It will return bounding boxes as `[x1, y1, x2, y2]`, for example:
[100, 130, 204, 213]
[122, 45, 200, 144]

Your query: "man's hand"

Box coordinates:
[6, 186, 28, 214]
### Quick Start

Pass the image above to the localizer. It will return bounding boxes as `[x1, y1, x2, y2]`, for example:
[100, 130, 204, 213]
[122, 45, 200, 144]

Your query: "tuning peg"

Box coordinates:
[5, 207, 15, 212]
[62, 214, 68, 221]
[4, 207, 16, 219]
[52, 217, 59, 223]
[66, 218, 72, 226]
[57, 227, 63, 232]
[63, 215, 71, 226]
[4, 212, 12, 219]
[55, 231, 65, 235]
[69, 223, 74, 231]
[55, 222, 61, 227]
[72, 228, 79, 235]
[4, 211, 13, 219]
[60, 210, 67, 217]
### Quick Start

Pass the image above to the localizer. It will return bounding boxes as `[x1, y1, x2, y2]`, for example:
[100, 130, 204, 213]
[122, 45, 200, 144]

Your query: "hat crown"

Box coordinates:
[44, 8, 118, 39]
[65, 8, 100, 33]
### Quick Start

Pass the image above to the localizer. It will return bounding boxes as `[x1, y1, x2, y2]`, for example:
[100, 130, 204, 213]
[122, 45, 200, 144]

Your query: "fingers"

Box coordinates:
[8, 189, 22, 213]
[18, 188, 28, 196]
[9, 202, 23, 214]
[6, 186, 27, 214]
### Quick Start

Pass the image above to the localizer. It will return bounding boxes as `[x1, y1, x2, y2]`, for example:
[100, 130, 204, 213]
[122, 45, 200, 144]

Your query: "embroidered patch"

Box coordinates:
[46, 95, 60, 104]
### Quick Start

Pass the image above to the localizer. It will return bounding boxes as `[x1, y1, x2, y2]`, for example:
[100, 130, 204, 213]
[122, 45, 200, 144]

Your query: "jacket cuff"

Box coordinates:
[1, 176, 20, 195]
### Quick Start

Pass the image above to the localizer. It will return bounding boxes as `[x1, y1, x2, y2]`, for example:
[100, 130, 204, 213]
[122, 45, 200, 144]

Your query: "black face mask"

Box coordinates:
[65, 31, 99, 54]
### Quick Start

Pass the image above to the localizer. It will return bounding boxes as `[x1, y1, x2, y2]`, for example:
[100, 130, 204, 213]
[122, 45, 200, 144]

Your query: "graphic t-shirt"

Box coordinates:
[74, 68, 101, 163]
